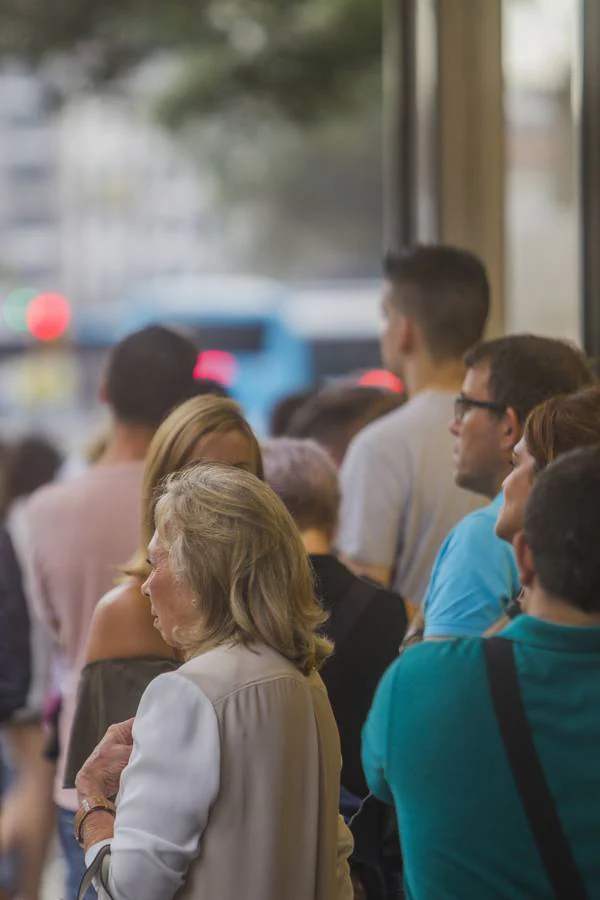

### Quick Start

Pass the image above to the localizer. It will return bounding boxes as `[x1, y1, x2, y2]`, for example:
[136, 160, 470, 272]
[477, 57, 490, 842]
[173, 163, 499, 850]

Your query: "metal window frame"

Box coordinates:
[581, 0, 600, 362]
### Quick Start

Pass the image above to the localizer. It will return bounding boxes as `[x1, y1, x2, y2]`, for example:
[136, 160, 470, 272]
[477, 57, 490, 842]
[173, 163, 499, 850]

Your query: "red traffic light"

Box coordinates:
[194, 350, 238, 387]
[358, 369, 404, 393]
[26, 293, 71, 342]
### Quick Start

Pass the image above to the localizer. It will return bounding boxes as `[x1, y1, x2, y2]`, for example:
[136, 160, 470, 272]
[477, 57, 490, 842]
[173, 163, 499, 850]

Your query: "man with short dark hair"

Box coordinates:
[363, 446, 600, 899]
[337, 244, 490, 605]
[19, 325, 201, 899]
[287, 384, 404, 466]
[423, 334, 594, 638]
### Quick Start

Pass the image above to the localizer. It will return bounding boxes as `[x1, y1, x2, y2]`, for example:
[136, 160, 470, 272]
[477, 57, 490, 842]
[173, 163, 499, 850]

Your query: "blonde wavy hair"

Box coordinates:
[154, 463, 332, 674]
[123, 395, 264, 581]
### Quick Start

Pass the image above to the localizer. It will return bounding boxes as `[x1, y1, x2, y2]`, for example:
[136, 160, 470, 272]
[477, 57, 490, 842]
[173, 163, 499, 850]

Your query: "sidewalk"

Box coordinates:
[42, 851, 65, 900]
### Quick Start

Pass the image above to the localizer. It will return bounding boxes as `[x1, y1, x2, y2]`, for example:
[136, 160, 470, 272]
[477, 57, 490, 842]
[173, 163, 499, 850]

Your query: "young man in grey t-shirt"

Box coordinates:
[336, 245, 489, 607]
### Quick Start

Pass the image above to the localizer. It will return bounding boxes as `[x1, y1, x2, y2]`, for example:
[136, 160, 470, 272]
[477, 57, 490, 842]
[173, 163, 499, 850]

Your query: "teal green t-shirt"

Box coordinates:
[362, 616, 600, 899]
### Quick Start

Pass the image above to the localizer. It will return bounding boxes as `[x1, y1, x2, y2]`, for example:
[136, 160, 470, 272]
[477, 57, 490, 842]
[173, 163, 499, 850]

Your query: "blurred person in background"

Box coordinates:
[286, 385, 404, 466]
[17, 325, 202, 900]
[363, 446, 600, 899]
[262, 438, 407, 802]
[67, 377, 230, 478]
[336, 245, 490, 608]
[64, 395, 263, 786]
[269, 388, 316, 437]
[421, 336, 594, 641]
[75, 464, 353, 900]
[0, 437, 62, 520]
[0, 435, 62, 900]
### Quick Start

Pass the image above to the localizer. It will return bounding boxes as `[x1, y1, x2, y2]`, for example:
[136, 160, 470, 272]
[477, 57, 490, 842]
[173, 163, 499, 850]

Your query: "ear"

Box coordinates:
[513, 530, 535, 589]
[397, 313, 415, 356]
[499, 407, 521, 454]
[98, 380, 108, 405]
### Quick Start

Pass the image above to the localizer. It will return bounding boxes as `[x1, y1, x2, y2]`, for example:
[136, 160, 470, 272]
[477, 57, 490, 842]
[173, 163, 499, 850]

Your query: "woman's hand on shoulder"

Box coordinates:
[86, 581, 176, 664]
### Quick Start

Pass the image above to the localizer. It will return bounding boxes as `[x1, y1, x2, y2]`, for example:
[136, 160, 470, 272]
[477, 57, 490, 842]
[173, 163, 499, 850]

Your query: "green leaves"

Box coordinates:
[0, 0, 380, 124]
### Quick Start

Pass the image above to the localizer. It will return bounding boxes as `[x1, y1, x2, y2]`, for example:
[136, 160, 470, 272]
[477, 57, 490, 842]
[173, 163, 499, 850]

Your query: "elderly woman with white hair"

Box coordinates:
[73, 464, 353, 900]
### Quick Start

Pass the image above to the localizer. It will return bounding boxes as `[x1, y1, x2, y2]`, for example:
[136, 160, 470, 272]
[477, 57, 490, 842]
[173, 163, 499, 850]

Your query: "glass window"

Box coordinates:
[503, 0, 581, 342]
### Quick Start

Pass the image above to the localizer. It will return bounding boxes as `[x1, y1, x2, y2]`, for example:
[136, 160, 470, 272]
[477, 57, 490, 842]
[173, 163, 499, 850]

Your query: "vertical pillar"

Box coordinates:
[581, 0, 600, 362]
[436, 0, 505, 336]
[383, 0, 417, 250]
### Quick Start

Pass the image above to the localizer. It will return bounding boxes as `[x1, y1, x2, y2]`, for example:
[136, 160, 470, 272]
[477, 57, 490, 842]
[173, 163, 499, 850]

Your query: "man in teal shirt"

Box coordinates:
[424, 335, 592, 638]
[363, 447, 600, 899]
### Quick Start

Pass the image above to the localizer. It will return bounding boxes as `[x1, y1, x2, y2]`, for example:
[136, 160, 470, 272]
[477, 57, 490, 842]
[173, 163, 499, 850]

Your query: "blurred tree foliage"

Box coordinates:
[0, 0, 382, 277]
[0, 0, 380, 125]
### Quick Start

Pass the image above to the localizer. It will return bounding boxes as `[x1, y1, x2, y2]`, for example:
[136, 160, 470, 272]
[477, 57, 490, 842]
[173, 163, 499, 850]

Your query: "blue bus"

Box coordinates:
[118, 276, 312, 433]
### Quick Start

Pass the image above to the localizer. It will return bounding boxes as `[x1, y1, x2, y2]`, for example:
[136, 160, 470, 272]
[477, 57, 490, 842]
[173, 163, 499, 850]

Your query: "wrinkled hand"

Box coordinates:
[76, 718, 134, 801]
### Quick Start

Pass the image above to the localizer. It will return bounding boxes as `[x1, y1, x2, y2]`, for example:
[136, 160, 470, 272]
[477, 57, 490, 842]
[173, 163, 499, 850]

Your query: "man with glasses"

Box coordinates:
[422, 334, 593, 639]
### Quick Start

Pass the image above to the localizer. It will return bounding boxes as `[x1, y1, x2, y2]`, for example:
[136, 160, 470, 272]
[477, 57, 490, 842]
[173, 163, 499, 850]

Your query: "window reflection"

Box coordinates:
[503, 0, 580, 341]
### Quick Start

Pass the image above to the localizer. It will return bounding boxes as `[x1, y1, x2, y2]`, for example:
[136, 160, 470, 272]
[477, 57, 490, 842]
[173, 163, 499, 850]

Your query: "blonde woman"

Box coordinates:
[74, 464, 353, 900]
[64, 396, 264, 786]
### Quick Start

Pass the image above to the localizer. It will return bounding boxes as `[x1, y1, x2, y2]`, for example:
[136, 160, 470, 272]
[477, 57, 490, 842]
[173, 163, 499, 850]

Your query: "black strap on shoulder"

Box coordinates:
[484, 637, 588, 900]
[327, 579, 378, 651]
[78, 844, 114, 900]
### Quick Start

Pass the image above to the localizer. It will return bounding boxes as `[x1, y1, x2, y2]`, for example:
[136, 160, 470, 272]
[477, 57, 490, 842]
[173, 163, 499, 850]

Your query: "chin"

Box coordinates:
[496, 517, 516, 545]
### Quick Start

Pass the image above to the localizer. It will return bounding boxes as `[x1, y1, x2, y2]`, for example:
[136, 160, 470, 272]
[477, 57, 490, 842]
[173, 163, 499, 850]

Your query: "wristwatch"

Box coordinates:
[74, 795, 116, 845]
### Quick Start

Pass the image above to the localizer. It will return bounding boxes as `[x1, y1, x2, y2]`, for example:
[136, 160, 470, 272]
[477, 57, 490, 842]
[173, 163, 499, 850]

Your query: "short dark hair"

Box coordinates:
[2, 435, 62, 514]
[105, 326, 200, 429]
[525, 446, 600, 612]
[464, 335, 595, 425]
[192, 378, 231, 399]
[269, 389, 316, 437]
[383, 244, 490, 361]
[287, 385, 404, 464]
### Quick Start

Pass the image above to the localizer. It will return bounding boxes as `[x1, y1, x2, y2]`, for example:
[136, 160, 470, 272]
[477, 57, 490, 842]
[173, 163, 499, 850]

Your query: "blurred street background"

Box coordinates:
[0, 0, 584, 460]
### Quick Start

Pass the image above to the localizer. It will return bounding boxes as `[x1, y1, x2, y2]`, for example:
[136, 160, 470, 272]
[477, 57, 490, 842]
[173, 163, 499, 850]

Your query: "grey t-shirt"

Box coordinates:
[336, 390, 484, 605]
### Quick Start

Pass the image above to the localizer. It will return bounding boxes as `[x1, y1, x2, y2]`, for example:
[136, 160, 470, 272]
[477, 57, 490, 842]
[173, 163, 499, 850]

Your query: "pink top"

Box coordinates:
[21, 461, 144, 810]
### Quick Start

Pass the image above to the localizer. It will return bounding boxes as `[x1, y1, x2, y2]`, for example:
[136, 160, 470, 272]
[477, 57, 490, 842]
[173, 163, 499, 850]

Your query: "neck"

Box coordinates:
[488, 465, 513, 500]
[98, 421, 154, 466]
[402, 354, 465, 398]
[526, 586, 600, 627]
[301, 530, 332, 556]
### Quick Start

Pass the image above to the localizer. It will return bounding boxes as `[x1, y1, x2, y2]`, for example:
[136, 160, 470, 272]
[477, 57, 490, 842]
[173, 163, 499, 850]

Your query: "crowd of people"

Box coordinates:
[0, 243, 599, 900]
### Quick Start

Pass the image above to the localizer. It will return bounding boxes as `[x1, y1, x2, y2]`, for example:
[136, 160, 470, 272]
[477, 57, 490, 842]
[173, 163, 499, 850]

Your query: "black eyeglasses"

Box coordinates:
[453, 394, 507, 424]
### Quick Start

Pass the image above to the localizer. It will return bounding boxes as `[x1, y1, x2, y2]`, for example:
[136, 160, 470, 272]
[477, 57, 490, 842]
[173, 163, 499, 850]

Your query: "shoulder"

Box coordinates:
[386, 638, 487, 704]
[442, 503, 509, 556]
[425, 507, 518, 630]
[23, 478, 80, 521]
[86, 581, 175, 663]
[359, 579, 408, 629]
[344, 404, 408, 457]
[178, 644, 304, 703]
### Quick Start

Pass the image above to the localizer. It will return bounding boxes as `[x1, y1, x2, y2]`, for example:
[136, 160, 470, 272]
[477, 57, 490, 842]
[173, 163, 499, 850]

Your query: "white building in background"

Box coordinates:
[56, 94, 226, 307]
[0, 65, 60, 290]
[0, 63, 228, 308]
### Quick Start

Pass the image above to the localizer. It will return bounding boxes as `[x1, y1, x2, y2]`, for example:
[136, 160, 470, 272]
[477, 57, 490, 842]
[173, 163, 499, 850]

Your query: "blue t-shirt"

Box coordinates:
[423, 493, 520, 637]
[362, 616, 600, 899]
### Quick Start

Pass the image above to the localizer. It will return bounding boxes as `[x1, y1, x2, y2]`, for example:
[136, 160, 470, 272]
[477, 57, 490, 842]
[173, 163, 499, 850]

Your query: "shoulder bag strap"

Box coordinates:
[78, 844, 114, 900]
[327, 579, 378, 651]
[484, 637, 588, 900]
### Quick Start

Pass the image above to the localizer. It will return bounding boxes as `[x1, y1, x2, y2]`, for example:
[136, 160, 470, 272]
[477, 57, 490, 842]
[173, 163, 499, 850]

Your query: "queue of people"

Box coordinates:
[0, 242, 599, 900]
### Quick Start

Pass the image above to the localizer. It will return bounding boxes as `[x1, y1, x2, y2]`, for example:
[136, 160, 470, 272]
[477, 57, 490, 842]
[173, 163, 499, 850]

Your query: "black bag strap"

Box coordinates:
[327, 578, 378, 651]
[78, 844, 114, 899]
[484, 637, 588, 900]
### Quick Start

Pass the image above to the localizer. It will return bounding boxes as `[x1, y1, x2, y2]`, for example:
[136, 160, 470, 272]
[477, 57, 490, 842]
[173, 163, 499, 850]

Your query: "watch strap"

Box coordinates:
[74, 795, 116, 845]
